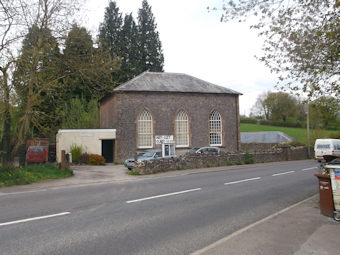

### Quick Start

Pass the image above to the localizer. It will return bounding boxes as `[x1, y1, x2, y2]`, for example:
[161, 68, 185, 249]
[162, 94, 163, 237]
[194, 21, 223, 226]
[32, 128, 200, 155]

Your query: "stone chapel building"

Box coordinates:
[100, 71, 242, 162]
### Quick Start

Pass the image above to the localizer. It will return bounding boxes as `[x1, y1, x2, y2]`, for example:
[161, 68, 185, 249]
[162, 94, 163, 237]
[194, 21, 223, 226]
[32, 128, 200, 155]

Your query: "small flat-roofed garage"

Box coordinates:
[56, 129, 116, 163]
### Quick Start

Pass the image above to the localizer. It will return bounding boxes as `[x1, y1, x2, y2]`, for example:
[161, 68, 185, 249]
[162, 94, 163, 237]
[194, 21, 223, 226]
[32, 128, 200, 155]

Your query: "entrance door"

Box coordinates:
[102, 140, 114, 163]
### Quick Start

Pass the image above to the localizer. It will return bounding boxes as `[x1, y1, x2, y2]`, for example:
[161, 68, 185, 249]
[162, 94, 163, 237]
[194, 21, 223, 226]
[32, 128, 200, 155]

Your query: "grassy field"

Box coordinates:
[0, 163, 73, 188]
[240, 123, 336, 145]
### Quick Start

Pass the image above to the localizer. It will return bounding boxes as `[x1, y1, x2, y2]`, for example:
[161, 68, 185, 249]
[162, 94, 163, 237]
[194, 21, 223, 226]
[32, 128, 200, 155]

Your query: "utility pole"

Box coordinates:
[306, 102, 311, 158]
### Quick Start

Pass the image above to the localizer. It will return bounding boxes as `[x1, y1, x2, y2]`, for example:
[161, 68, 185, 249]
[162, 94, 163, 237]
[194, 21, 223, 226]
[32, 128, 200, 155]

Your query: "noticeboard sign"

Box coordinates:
[155, 135, 174, 145]
[328, 166, 340, 212]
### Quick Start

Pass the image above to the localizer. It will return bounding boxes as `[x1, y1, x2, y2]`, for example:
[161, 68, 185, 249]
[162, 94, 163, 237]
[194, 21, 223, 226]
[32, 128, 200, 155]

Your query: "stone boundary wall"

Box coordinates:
[241, 143, 278, 152]
[133, 146, 313, 174]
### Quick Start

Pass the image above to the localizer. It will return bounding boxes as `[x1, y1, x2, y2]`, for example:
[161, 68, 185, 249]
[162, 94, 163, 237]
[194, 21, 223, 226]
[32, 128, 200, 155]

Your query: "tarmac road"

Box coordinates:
[0, 160, 319, 254]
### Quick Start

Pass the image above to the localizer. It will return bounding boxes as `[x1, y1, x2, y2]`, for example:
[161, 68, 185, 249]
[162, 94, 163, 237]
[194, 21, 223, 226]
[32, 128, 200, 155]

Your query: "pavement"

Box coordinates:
[192, 195, 340, 255]
[1, 161, 339, 254]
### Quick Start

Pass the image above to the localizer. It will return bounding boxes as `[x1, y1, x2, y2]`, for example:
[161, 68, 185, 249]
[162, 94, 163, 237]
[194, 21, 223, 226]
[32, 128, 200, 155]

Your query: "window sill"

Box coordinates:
[176, 145, 190, 148]
[138, 146, 153, 149]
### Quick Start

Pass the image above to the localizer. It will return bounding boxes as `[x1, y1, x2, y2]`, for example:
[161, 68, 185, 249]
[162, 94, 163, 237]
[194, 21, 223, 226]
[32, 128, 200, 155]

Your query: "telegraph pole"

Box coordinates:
[306, 102, 311, 158]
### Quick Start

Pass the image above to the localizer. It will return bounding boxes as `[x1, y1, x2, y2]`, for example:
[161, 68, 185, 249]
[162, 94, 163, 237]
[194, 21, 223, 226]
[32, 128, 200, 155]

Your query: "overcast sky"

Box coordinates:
[81, 0, 279, 115]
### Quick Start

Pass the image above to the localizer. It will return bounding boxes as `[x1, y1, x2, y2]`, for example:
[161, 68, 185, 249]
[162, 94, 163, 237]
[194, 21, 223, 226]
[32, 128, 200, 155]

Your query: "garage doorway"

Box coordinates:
[102, 139, 114, 163]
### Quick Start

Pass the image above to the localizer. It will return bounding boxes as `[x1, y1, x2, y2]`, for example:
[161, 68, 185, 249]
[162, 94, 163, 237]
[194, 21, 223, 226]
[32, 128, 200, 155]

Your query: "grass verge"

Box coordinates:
[0, 163, 73, 188]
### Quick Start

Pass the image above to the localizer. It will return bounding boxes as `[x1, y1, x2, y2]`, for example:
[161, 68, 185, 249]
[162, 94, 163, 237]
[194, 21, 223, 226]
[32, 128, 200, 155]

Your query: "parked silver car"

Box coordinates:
[124, 149, 162, 170]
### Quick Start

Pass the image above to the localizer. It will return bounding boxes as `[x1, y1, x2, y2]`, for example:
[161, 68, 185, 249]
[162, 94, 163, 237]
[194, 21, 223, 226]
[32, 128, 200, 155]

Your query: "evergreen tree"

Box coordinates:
[98, 0, 164, 85]
[137, 0, 164, 73]
[63, 24, 116, 101]
[98, 1, 123, 59]
[119, 13, 140, 82]
[61, 97, 100, 129]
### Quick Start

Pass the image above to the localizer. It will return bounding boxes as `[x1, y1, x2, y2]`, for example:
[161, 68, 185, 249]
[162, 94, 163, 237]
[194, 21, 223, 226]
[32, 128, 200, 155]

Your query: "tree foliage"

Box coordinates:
[63, 24, 118, 101]
[99, 1, 123, 59]
[119, 13, 140, 82]
[137, 0, 164, 73]
[219, 0, 339, 98]
[0, 0, 23, 165]
[0, 0, 82, 156]
[310, 97, 340, 129]
[262, 92, 298, 122]
[98, 0, 164, 84]
[61, 97, 99, 129]
[251, 91, 340, 129]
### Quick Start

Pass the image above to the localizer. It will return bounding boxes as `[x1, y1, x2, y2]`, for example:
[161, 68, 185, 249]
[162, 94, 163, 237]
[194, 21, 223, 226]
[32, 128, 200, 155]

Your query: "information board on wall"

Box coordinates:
[155, 135, 174, 145]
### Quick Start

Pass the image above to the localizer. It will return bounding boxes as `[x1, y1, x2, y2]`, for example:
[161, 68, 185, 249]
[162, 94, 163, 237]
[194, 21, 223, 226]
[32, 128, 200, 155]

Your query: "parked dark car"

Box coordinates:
[26, 146, 48, 163]
[124, 149, 162, 170]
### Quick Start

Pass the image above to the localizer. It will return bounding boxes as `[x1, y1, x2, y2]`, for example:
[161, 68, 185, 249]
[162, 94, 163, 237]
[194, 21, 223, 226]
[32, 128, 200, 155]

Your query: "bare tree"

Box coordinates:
[250, 92, 270, 119]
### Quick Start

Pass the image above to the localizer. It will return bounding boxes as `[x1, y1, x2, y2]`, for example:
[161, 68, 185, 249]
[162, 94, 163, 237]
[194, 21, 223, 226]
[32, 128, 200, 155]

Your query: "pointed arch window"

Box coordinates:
[138, 109, 153, 148]
[175, 110, 189, 147]
[209, 110, 222, 146]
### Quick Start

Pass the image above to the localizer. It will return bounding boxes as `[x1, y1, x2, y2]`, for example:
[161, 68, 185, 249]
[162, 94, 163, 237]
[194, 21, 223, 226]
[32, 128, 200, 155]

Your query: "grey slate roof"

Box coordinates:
[114, 72, 242, 95]
[241, 131, 293, 144]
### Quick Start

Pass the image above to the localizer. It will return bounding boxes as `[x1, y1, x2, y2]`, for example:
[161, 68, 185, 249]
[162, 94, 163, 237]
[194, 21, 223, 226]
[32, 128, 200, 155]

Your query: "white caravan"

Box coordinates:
[314, 139, 340, 161]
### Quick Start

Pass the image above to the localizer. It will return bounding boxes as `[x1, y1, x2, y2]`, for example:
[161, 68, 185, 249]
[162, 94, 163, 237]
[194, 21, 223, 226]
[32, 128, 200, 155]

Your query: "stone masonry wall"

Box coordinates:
[133, 146, 311, 174]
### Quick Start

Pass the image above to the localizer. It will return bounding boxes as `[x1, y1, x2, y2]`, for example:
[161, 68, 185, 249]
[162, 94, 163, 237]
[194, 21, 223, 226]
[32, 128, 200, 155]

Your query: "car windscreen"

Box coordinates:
[317, 144, 331, 149]
[142, 152, 155, 157]
[28, 147, 44, 152]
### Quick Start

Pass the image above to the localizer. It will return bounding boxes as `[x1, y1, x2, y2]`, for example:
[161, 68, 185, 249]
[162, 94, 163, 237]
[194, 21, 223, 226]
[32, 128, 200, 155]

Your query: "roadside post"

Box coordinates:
[314, 172, 335, 217]
[61, 150, 66, 170]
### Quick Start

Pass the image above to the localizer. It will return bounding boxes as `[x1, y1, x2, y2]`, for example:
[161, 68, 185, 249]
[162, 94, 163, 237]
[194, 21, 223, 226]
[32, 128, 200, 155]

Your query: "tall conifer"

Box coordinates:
[137, 0, 164, 72]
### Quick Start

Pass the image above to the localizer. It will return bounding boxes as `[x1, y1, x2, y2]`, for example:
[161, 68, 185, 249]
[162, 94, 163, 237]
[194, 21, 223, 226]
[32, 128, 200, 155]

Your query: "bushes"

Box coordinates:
[88, 154, 105, 165]
[0, 163, 73, 188]
[68, 148, 105, 165]
[259, 119, 303, 128]
[244, 151, 254, 164]
[69, 144, 83, 163]
[330, 130, 340, 139]
[240, 117, 258, 124]
[79, 153, 89, 164]
[288, 140, 305, 147]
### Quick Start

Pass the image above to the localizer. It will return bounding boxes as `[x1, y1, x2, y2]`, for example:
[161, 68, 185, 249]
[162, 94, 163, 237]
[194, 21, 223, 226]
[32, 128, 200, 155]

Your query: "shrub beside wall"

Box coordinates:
[88, 154, 105, 165]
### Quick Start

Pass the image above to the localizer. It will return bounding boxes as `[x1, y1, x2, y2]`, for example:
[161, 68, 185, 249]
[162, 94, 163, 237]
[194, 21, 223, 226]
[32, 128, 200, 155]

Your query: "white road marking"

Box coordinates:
[272, 170, 295, 176]
[0, 212, 70, 227]
[302, 167, 317, 171]
[126, 188, 202, 203]
[224, 177, 261, 186]
[0, 189, 48, 196]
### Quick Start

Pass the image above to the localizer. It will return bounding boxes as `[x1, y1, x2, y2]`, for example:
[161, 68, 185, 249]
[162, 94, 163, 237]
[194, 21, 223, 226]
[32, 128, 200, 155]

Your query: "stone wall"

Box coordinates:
[133, 146, 312, 174]
[241, 143, 277, 152]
